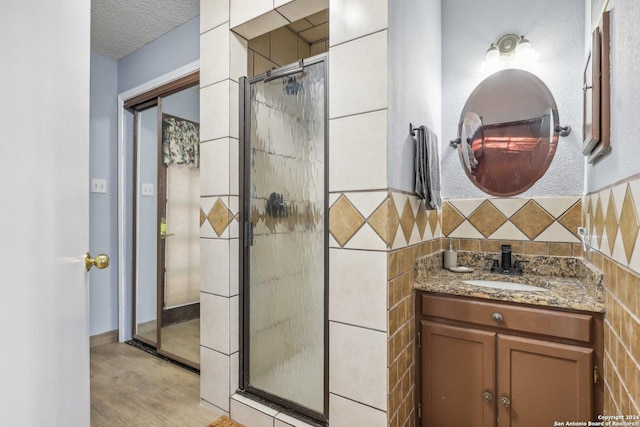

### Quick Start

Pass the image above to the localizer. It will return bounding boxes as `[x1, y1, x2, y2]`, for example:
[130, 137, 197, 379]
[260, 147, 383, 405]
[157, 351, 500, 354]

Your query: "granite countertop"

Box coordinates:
[414, 251, 605, 314]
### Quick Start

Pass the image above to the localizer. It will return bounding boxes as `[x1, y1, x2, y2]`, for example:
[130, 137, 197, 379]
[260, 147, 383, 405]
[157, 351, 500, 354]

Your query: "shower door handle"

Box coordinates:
[244, 222, 254, 247]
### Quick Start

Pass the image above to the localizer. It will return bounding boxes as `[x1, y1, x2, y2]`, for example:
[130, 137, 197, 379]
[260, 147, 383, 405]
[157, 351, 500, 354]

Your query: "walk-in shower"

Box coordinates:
[240, 54, 328, 422]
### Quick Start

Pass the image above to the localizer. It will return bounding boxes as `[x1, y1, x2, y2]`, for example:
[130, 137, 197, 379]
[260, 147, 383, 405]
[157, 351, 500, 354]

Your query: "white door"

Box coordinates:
[0, 1, 91, 426]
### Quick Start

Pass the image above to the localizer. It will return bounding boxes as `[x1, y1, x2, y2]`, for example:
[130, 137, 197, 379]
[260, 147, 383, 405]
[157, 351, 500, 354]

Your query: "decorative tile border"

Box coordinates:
[443, 197, 582, 243]
[328, 190, 442, 251]
[584, 180, 640, 270]
[201, 196, 239, 238]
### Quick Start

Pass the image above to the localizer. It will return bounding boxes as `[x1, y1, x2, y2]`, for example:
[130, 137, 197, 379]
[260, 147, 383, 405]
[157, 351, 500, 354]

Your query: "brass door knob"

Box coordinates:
[500, 396, 511, 408]
[482, 391, 493, 401]
[85, 252, 110, 271]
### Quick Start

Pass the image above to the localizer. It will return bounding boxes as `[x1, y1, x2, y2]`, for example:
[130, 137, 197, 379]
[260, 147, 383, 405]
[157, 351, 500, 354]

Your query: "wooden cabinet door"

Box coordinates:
[497, 335, 593, 427]
[421, 321, 496, 427]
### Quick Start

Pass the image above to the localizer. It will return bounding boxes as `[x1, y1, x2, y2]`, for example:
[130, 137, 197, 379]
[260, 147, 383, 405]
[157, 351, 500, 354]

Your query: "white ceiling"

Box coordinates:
[91, 1, 329, 61]
[91, 0, 200, 60]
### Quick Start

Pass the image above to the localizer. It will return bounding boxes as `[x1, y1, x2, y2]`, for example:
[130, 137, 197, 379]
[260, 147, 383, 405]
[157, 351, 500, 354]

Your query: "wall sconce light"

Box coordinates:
[479, 34, 540, 74]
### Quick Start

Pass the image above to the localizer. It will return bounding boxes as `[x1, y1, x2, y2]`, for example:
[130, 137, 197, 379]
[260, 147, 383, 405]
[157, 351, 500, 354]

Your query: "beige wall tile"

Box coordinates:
[253, 53, 278, 75]
[329, 195, 365, 246]
[330, 0, 388, 46]
[329, 393, 387, 427]
[490, 222, 530, 241]
[329, 322, 387, 411]
[535, 222, 581, 243]
[329, 110, 387, 192]
[548, 242, 572, 256]
[297, 38, 310, 60]
[200, 139, 230, 196]
[270, 27, 298, 66]
[277, 0, 328, 22]
[200, 197, 217, 238]
[232, 10, 289, 40]
[248, 33, 271, 58]
[247, 50, 254, 76]
[329, 31, 387, 119]
[229, 296, 239, 353]
[329, 249, 387, 331]
[511, 201, 554, 240]
[200, 82, 230, 142]
[201, 23, 230, 87]
[344, 223, 387, 251]
[310, 41, 328, 56]
[229, 239, 239, 296]
[230, 32, 248, 81]
[230, 394, 277, 427]
[536, 196, 581, 219]
[467, 201, 507, 238]
[275, 412, 316, 427]
[201, 293, 230, 353]
[274, 0, 294, 7]
[230, 0, 273, 29]
[201, 238, 230, 296]
[200, 346, 230, 411]
[201, 0, 230, 34]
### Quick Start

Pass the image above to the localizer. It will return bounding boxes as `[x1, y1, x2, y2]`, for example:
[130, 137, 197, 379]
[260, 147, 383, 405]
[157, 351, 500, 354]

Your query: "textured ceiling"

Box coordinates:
[91, 0, 200, 60]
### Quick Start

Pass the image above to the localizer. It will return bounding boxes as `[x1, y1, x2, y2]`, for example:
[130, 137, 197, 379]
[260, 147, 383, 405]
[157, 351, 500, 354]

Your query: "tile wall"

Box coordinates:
[583, 178, 640, 416]
[326, 0, 391, 423]
[199, 0, 246, 415]
[329, 190, 441, 427]
[245, 9, 329, 77]
[442, 196, 583, 256]
[247, 27, 310, 77]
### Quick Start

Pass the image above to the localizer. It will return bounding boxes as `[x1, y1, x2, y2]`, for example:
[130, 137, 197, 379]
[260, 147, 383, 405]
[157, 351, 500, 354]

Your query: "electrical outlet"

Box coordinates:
[91, 178, 107, 194]
[141, 183, 154, 196]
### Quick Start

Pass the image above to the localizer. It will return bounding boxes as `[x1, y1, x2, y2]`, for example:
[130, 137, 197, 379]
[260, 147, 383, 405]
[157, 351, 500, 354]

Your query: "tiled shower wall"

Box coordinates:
[583, 177, 640, 415]
[247, 27, 311, 78]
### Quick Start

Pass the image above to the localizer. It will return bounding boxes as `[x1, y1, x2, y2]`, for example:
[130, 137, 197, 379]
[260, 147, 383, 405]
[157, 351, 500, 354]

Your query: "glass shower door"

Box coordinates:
[241, 56, 327, 420]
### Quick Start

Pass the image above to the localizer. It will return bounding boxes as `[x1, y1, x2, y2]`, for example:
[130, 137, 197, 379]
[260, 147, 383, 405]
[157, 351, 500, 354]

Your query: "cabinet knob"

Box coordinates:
[482, 391, 493, 401]
[492, 312, 503, 323]
[500, 396, 511, 408]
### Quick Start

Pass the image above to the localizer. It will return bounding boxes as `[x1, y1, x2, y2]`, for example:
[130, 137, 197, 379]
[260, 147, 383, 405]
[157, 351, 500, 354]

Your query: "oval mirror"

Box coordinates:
[455, 69, 564, 196]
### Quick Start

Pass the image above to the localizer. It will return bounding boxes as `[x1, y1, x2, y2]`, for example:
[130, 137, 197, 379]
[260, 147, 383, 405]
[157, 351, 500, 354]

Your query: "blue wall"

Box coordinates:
[89, 16, 200, 337]
[117, 17, 200, 93]
[89, 52, 119, 335]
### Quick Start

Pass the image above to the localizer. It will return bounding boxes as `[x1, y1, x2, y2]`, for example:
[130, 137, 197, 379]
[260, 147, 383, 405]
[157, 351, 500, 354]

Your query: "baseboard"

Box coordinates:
[90, 329, 119, 348]
[162, 302, 200, 327]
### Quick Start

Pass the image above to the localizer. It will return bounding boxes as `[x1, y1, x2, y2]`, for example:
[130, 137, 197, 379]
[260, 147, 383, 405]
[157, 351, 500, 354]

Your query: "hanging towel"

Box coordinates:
[414, 126, 442, 209]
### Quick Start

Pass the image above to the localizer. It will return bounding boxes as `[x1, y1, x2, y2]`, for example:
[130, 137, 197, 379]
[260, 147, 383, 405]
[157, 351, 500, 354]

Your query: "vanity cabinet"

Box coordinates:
[417, 293, 603, 427]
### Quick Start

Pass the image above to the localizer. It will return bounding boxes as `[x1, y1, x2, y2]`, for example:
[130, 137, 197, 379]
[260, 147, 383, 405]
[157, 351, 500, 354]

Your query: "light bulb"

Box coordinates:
[485, 45, 499, 61]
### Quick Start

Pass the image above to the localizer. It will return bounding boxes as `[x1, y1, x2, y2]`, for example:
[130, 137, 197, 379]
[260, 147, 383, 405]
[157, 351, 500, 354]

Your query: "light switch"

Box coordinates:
[141, 183, 154, 196]
[91, 178, 107, 194]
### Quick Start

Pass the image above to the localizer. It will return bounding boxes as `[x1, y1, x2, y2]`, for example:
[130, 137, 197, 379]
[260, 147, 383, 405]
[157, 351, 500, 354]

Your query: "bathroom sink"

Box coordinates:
[462, 279, 548, 292]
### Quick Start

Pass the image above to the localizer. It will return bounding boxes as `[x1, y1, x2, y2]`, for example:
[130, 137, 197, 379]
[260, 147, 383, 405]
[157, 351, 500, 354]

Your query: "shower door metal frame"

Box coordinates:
[239, 53, 329, 424]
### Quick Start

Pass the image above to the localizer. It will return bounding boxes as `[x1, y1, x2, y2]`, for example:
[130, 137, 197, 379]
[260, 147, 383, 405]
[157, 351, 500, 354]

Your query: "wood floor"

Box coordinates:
[91, 342, 220, 426]
[137, 318, 200, 365]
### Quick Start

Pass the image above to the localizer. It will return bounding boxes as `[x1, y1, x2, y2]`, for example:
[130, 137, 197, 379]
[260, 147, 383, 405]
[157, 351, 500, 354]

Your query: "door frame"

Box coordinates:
[117, 61, 199, 341]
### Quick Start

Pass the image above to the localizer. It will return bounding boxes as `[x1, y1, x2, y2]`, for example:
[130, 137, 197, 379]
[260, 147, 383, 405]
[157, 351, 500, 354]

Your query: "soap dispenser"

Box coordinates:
[444, 239, 458, 269]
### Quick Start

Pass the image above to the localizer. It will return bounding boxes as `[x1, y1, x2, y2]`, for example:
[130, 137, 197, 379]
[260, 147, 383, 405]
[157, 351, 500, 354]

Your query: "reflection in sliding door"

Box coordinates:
[242, 56, 327, 421]
[130, 80, 201, 369]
